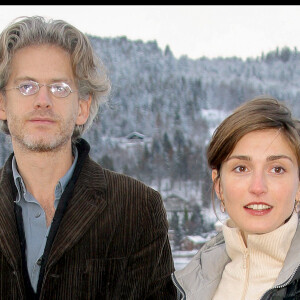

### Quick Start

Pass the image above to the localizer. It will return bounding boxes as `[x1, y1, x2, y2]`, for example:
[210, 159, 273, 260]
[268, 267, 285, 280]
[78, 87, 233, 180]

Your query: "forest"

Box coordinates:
[1, 36, 300, 242]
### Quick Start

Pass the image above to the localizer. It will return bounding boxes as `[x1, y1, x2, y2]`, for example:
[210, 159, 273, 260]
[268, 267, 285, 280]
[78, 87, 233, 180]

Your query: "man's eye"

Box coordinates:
[53, 84, 65, 92]
[19, 83, 34, 93]
[50, 83, 71, 97]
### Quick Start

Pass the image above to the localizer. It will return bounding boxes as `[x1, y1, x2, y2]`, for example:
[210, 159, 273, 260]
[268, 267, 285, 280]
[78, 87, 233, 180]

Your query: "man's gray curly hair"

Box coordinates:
[0, 16, 111, 141]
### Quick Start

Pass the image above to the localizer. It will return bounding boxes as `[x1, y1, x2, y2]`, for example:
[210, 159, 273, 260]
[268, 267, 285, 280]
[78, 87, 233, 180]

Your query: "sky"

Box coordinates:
[1, 5, 300, 60]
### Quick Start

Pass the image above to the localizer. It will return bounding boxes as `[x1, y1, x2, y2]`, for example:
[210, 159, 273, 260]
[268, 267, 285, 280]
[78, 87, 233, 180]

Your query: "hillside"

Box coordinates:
[1, 36, 299, 223]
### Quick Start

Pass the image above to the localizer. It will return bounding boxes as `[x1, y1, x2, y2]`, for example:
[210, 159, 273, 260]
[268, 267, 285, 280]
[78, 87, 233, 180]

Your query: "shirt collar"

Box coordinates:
[12, 157, 26, 202]
[55, 146, 78, 199]
[12, 146, 78, 203]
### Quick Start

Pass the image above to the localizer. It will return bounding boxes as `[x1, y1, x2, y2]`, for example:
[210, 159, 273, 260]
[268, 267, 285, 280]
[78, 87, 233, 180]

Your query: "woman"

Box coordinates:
[172, 96, 300, 300]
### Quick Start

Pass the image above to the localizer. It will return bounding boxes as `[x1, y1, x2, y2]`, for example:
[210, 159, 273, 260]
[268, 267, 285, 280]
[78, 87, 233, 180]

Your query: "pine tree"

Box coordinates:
[170, 212, 182, 250]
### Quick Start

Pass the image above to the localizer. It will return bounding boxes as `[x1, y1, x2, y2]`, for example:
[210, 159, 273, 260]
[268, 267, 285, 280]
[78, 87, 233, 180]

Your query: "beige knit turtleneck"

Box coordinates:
[213, 212, 298, 300]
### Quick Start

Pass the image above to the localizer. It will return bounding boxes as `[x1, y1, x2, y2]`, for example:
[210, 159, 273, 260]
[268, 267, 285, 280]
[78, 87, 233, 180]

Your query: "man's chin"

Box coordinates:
[15, 136, 71, 153]
[25, 143, 61, 152]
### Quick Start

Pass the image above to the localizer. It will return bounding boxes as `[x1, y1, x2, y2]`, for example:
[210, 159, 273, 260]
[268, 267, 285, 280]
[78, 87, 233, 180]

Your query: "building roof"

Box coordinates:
[126, 131, 145, 139]
[182, 235, 208, 244]
[163, 194, 193, 212]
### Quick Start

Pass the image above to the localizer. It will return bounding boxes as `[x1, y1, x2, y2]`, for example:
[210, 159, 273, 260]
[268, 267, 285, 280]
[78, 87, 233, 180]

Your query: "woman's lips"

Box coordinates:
[244, 202, 273, 216]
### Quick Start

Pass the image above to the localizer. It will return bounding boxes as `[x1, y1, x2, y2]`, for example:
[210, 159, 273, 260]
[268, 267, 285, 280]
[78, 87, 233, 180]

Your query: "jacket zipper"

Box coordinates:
[173, 261, 300, 300]
[171, 273, 186, 300]
[172, 249, 251, 300]
[260, 264, 300, 300]
[241, 250, 250, 300]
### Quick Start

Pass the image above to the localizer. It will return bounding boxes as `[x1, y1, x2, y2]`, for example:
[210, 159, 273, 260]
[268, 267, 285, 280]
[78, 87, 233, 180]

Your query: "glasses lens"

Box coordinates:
[50, 82, 71, 98]
[18, 81, 39, 96]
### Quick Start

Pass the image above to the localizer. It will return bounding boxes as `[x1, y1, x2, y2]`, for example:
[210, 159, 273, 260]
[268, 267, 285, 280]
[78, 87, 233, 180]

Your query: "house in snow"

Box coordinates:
[163, 194, 193, 222]
[180, 235, 208, 251]
[125, 131, 145, 141]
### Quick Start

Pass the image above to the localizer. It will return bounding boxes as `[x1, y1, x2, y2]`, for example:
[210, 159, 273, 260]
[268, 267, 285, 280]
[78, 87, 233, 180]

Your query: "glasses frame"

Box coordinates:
[5, 80, 78, 98]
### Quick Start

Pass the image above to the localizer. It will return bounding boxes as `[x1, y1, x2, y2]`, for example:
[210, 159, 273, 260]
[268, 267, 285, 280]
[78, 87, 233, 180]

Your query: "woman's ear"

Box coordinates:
[212, 169, 222, 200]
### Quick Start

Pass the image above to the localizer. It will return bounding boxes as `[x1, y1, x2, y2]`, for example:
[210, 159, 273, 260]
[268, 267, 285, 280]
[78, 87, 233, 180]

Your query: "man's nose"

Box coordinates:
[33, 85, 53, 109]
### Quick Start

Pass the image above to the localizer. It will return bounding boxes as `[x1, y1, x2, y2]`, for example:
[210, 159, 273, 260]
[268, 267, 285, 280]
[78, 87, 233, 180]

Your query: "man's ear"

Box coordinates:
[212, 169, 222, 200]
[0, 93, 7, 121]
[76, 96, 92, 125]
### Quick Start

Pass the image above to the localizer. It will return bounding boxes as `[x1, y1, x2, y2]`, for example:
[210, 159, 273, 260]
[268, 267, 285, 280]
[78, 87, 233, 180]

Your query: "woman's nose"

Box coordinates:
[248, 171, 268, 196]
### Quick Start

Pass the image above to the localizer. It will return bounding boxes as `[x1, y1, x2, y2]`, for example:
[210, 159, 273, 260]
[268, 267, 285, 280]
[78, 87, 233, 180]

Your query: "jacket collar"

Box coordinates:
[0, 138, 108, 273]
[71, 138, 107, 192]
[43, 138, 108, 269]
[0, 153, 23, 277]
[173, 232, 230, 299]
[273, 216, 300, 286]
[174, 216, 300, 299]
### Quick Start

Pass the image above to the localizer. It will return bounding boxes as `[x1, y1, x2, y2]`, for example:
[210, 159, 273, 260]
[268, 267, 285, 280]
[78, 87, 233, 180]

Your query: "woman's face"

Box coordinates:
[212, 129, 300, 234]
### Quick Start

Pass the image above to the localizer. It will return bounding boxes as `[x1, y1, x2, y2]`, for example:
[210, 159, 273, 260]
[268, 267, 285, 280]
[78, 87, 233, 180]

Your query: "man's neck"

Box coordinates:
[12, 140, 74, 207]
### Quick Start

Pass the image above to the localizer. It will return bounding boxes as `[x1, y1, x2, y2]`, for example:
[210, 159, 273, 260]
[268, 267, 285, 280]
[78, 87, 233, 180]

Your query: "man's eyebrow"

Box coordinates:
[49, 78, 72, 84]
[13, 77, 72, 84]
[13, 76, 36, 84]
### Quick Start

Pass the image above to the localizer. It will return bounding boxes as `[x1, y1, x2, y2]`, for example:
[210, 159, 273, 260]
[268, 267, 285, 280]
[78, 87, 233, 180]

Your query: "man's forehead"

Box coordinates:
[8, 45, 74, 84]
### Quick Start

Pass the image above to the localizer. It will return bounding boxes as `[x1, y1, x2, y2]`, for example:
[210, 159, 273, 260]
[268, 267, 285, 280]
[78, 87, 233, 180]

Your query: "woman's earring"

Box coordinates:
[295, 199, 300, 213]
[220, 199, 226, 213]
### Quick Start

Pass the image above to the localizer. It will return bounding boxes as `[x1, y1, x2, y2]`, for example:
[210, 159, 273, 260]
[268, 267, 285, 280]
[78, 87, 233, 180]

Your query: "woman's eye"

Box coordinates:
[271, 166, 285, 174]
[234, 166, 248, 173]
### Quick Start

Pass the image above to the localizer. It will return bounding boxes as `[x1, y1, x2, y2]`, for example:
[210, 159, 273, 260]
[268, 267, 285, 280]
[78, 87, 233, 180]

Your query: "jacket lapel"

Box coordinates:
[46, 157, 108, 269]
[0, 156, 23, 271]
[274, 216, 300, 286]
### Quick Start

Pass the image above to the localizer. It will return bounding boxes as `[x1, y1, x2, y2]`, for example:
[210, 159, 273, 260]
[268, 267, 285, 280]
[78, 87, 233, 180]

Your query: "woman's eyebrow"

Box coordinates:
[267, 155, 293, 162]
[226, 155, 251, 161]
[227, 155, 293, 163]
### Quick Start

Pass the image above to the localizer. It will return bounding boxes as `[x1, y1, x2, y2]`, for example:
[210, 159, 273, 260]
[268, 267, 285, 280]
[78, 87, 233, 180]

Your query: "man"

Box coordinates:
[0, 16, 176, 299]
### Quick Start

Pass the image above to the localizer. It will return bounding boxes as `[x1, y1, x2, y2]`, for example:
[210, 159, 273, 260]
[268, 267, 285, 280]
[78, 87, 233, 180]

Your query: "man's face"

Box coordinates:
[0, 44, 90, 152]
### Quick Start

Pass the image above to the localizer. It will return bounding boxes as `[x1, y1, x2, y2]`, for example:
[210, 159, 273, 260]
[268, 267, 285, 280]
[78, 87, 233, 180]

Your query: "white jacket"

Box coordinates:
[172, 219, 300, 300]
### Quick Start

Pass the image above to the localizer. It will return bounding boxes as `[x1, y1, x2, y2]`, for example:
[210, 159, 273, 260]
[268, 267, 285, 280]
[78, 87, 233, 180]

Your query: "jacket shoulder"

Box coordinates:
[81, 157, 160, 196]
[102, 167, 161, 197]
[173, 232, 227, 299]
[101, 167, 167, 227]
[175, 232, 225, 279]
[201, 231, 225, 252]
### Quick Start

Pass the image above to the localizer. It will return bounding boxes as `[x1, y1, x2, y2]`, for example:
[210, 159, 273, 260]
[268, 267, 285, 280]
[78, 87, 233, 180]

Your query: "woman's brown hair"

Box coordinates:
[207, 96, 300, 211]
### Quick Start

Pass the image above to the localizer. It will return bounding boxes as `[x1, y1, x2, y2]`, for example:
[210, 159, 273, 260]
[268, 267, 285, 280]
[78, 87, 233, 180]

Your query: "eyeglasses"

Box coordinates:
[5, 80, 77, 98]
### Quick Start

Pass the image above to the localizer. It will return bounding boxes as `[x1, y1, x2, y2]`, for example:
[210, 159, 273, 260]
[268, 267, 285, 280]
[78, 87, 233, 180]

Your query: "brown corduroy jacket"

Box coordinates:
[0, 139, 176, 299]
